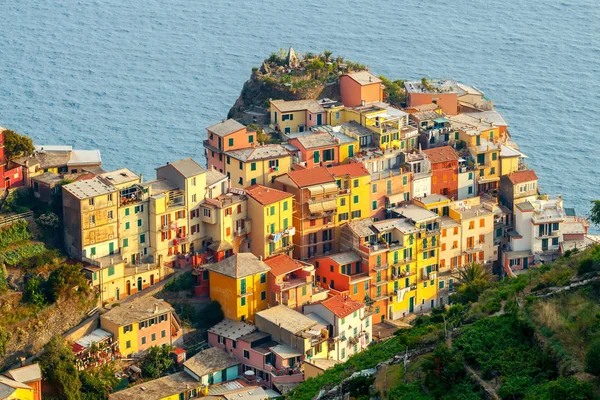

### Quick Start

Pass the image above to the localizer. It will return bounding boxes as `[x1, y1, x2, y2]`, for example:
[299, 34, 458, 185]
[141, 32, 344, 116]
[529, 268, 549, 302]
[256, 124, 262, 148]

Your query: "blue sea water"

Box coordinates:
[1, 0, 599, 229]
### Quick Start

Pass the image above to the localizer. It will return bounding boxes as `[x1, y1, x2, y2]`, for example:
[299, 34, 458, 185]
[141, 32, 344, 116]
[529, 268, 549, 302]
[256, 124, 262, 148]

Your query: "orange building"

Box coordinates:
[264, 254, 326, 311]
[2, 364, 42, 400]
[340, 71, 384, 107]
[312, 251, 370, 303]
[423, 146, 459, 199]
[274, 167, 338, 260]
[204, 119, 256, 174]
[404, 80, 459, 116]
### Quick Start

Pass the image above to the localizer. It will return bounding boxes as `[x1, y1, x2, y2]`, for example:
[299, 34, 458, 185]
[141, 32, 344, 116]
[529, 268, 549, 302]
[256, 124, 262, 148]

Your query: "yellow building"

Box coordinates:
[100, 297, 182, 357]
[0, 376, 34, 400]
[269, 99, 327, 134]
[224, 144, 291, 189]
[392, 205, 441, 312]
[328, 163, 370, 251]
[206, 253, 271, 322]
[245, 185, 294, 259]
[201, 191, 249, 257]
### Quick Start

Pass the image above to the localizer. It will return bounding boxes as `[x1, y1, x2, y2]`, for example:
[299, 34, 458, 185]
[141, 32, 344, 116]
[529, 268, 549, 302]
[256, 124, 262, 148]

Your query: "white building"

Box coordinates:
[404, 152, 432, 198]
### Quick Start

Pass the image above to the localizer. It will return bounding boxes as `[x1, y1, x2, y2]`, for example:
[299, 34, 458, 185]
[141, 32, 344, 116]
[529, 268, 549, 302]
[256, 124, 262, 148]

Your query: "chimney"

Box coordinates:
[154, 304, 159, 314]
[139, 173, 143, 182]
[361, 100, 365, 106]
[259, 255, 263, 261]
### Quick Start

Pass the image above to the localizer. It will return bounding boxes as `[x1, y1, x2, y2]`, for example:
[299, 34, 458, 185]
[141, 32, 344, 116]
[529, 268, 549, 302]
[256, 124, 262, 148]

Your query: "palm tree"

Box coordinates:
[323, 50, 333, 62]
[456, 262, 494, 284]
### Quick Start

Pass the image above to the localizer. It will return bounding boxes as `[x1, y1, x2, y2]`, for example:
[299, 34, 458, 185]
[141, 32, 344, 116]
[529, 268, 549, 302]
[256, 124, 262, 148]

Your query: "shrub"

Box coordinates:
[0, 220, 31, 250]
[23, 276, 48, 307]
[585, 340, 600, 376]
[0, 243, 46, 266]
[163, 271, 194, 292]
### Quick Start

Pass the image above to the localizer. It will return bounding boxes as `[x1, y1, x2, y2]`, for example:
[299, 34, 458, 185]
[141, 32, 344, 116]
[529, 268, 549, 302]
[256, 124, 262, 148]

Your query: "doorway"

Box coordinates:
[150, 275, 155, 286]
[409, 297, 414, 313]
[137, 277, 143, 292]
[126, 281, 131, 296]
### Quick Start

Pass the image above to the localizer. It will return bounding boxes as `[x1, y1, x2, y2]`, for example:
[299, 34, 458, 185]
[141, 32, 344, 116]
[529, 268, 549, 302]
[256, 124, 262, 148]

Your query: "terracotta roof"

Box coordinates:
[320, 295, 364, 318]
[245, 185, 292, 206]
[100, 297, 174, 327]
[422, 146, 459, 164]
[327, 163, 369, 178]
[264, 254, 310, 277]
[286, 167, 335, 187]
[158, 158, 205, 178]
[206, 253, 270, 279]
[270, 99, 325, 114]
[506, 170, 538, 185]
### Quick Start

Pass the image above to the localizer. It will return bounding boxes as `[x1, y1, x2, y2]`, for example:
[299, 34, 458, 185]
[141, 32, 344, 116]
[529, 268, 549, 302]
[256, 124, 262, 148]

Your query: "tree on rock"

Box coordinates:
[38, 336, 82, 400]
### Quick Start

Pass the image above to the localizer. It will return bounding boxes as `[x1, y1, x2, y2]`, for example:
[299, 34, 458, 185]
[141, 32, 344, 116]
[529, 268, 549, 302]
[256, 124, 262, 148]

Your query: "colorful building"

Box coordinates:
[204, 119, 256, 174]
[245, 185, 294, 260]
[269, 99, 327, 134]
[404, 80, 460, 116]
[288, 132, 345, 168]
[304, 295, 372, 361]
[264, 254, 327, 310]
[422, 146, 459, 199]
[499, 170, 538, 212]
[339, 71, 384, 107]
[100, 297, 182, 357]
[206, 253, 270, 322]
[1, 364, 42, 400]
[224, 144, 291, 188]
[274, 167, 338, 260]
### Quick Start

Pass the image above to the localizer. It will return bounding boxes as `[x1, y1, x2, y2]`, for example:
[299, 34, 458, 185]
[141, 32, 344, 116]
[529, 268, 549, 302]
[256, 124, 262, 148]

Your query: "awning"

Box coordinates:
[308, 203, 324, 213]
[434, 117, 449, 124]
[308, 186, 324, 196]
[322, 200, 337, 211]
[271, 344, 303, 359]
[322, 182, 339, 193]
[386, 193, 404, 204]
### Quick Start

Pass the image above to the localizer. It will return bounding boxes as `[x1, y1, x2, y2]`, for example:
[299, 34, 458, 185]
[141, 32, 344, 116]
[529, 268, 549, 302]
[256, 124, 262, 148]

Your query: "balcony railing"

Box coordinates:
[348, 271, 370, 282]
[535, 230, 560, 239]
[371, 263, 388, 271]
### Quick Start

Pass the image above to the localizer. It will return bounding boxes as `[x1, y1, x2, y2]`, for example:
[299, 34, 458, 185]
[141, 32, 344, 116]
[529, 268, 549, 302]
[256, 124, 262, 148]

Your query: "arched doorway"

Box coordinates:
[126, 281, 131, 296]
[116, 288, 120, 301]
[137, 277, 143, 292]
[150, 274, 155, 286]
[4, 178, 10, 189]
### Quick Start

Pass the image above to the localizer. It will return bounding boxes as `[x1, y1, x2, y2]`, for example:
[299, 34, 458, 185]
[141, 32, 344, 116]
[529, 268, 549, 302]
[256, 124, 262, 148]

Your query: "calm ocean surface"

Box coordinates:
[1, 0, 599, 229]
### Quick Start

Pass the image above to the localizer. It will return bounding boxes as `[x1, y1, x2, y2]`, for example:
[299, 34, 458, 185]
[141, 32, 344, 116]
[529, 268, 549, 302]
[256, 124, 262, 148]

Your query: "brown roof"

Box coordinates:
[286, 167, 335, 187]
[507, 170, 538, 185]
[345, 71, 382, 86]
[245, 184, 293, 206]
[320, 295, 364, 318]
[422, 146, 459, 164]
[264, 254, 310, 277]
[327, 163, 370, 178]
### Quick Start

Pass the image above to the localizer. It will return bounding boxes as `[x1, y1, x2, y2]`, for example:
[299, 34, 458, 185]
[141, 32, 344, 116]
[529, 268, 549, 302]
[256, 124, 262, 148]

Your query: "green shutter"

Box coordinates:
[283, 201, 288, 211]
[313, 151, 320, 163]
[123, 238, 129, 248]
[251, 162, 256, 171]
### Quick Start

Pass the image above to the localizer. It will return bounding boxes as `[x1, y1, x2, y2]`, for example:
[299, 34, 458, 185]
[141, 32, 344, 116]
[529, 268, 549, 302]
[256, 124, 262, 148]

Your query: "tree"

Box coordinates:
[323, 50, 333, 62]
[421, 344, 466, 397]
[23, 276, 47, 307]
[140, 345, 174, 379]
[590, 200, 600, 226]
[45, 262, 89, 303]
[38, 336, 82, 400]
[80, 365, 119, 400]
[3, 129, 34, 159]
[585, 340, 600, 376]
[379, 75, 406, 107]
[454, 262, 495, 304]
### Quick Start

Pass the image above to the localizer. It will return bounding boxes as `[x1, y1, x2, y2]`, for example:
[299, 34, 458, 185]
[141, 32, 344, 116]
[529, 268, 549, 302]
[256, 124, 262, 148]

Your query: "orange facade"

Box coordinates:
[205, 122, 256, 173]
[408, 92, 458, 115]
[340, 74, 383, 107]
[369, 171, 412, 220]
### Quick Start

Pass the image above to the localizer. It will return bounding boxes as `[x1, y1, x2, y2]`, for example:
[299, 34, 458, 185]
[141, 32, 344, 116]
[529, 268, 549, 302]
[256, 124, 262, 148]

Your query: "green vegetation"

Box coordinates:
[140, 345, 174, 379]
[452, 262, 495, 304]
[379, 76, 406, 107]
[38, 336, 118, 400]
[162, 270, 194, 292]
[3, 129, 34, 160]
[0, 220, 31, 249]
[590, 200, 600, 226]
[290, 245, 600, 400]
[0, 243, 46, 266]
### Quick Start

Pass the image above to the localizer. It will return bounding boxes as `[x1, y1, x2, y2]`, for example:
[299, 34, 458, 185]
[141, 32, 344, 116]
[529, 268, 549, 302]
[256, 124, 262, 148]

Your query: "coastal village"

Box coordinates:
[0, 49, 598, 400]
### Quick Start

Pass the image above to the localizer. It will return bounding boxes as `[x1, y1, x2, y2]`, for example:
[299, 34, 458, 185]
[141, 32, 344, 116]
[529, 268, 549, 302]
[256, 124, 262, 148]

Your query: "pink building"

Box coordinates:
[208, 319, 305, 389]
[288, 133, 341, 169]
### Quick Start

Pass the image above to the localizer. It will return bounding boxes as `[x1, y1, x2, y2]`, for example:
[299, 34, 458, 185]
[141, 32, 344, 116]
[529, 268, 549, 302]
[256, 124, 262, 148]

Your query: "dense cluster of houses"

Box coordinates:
[1, 50, 597, 400]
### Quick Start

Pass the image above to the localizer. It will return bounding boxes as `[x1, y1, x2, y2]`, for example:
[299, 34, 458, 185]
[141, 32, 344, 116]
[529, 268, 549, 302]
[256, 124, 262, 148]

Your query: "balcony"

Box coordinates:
[373, 279, 388, 286]
[373, 292, 388, 301]
[202, 139, 221, 153]
[271, 243, 294, 256]
[174, 234, 189, 244]
[535, 230, 560, 239]
[160, 224, 171, 232]
[464, 244, 483, 254]
[371, 263, 388, 272]
[269, 227, 296, 241]
[421, 229, 441, 238]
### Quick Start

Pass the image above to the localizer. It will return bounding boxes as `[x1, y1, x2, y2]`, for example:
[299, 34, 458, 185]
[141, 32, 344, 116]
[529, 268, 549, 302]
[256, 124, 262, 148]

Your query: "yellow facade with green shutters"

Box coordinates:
[334, 171, 371, 251]
[415, 230, 440, 311]
[338, 139, 359, 164]
[208, 269, 269, 322]
[387, 232, 419, 318]
[100, 315, 140, 356]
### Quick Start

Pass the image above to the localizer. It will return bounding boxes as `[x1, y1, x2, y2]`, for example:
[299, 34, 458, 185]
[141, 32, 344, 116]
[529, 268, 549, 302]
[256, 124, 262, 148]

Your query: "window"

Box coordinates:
[364, 281, 369, 291]
[439, 281, 445, 289]
[340, 198, 346, 206]
[125, 222, 130, 230]
[126, 340, 131, 349]
[141, 337, 147, 345]
[492, 152, 497, 161]
[250, 178, 256, 185]
[151, 333, 156, 342]
[123, 238, 129, 248]
[260, 273, 266, 283]
[282, 113, 293, 121]
[372, 184, 377, 193]
[228, 138, 234, 146]
[283, 218, 289, 229]
[261, 291, 266, 300]
[243, 350, 250, 359]
[89, 198, 95, 206]
[479, 219, 485, 227]
[490, 167, 495, 175]
[108, 266, 115, 276]
[251, 162, 256, 171]
[107, 210, 114, 220]
[241, 297, 246, 306]
[283, 201, 288, 211]
[203, 208, 211, 217]
[338, 213, 349, 222]
[269, 205, 275, 216]
[353, 284, 358, 294]
[424, 281, 428, 288]
[313, 151, 320, 164]
[140, 234, 146, 244]
[90, 247, 96, 256]
[351, 210, 361, 219]
[372, 201, 377, 210]
[353, 179, 359, 188]
[403, 176, 408, 185]
[248, 135, 254, 143]
[341, 349, 345, 359]
[353, 195, 359, 204]
[137, 219, 142, 227]
[89, 215, 96, 225]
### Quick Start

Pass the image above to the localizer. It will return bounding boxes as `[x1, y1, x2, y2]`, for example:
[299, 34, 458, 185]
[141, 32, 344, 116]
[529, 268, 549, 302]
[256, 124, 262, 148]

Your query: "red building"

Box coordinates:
[263, 254, 320, 311]
[0, 128, 24, 190]
[288, 133, 341, 169]
[422, 146, 459, 199]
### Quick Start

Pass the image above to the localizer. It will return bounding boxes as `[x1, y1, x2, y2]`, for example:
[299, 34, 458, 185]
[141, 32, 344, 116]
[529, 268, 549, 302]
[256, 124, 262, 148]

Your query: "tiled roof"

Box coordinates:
[256, 305, 315, 334]
[206, 253, 270, 279]
[326, 251, 361, 265]
[422, 146, 459, 164]
[264, 254, 310, 277]
[327, 163, 369, 178]
[506, 170, 538, 185]
[270, 99, 325, 114]
[226, 144, 289, 162]
[286, 167, 335, 187]
[63, 177, 117, 200]
[320, 295, 364, 318]
[346, 218, 377, 237]
[159, 158, 205, 178]
[183, 347, 239, 379]
[3, 364, 41, 383]
[294, 133, 339, 150]
[245, 185, 292, 206]
[208, 319, 256, 340]
[207, 119, 246, 137]
[101, 297, 173, 327]
[206, 169, 227, 186]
